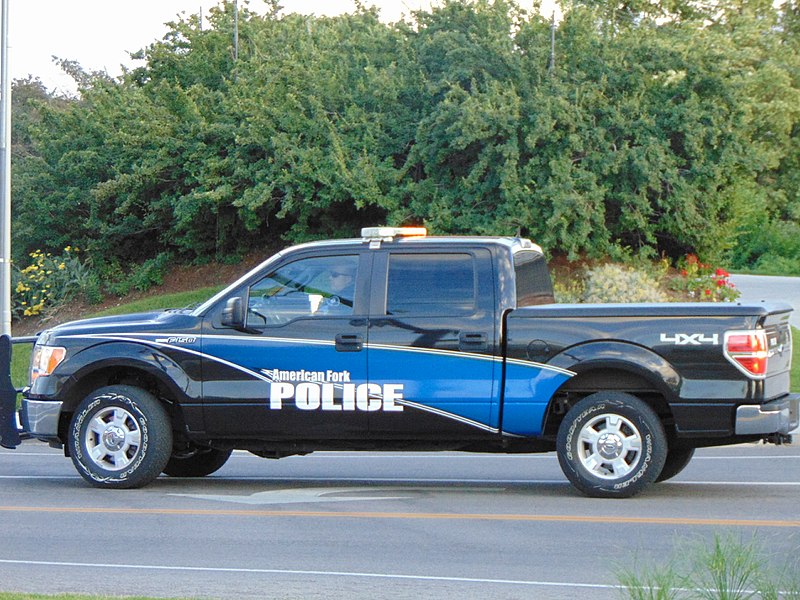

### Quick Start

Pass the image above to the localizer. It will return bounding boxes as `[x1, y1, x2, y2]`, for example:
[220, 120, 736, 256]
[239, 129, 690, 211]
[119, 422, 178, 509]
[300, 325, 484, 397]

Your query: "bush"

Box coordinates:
[669, 255, 740, 302]
[11, 247, 93, 319]
[554, 263, 667, 304]
[729, 218, 800, 276]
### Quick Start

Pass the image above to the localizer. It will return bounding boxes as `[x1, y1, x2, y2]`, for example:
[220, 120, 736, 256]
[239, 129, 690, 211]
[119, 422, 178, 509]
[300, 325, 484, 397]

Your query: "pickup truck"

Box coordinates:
[2, 227, 797, 497]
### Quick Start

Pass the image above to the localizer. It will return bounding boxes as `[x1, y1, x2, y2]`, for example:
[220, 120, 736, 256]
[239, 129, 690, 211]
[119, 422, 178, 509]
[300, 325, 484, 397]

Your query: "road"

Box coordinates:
[730, 274, 800, 329]
[1, 444, 799, 599]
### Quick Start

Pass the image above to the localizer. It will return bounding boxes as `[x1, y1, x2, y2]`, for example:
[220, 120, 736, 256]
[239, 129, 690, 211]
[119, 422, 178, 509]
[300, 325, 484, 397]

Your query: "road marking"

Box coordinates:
[0, 558, 622, 591]
[1, 474, 800, 486]
[170, 488, 409, 505]
[0, 505, 798, 527]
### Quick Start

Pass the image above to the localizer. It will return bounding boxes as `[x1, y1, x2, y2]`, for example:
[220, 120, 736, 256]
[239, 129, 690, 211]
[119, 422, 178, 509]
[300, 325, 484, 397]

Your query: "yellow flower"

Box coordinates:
[64, 246, 72, 252]
[58, 263, 66, 270]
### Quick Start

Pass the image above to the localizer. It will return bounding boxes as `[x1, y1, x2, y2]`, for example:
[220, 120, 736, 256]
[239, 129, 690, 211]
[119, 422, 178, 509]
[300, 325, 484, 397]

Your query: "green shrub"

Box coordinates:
[11, 247, 93, 319]
[128, 252, 174, 292]
[555, 264, 668, 304]
[729, 218, 800, 276]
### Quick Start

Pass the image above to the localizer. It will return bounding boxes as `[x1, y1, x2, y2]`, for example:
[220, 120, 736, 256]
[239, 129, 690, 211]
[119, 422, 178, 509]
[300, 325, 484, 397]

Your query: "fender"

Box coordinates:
[548, 340, 682, 400]
[29, 341, 198, 410]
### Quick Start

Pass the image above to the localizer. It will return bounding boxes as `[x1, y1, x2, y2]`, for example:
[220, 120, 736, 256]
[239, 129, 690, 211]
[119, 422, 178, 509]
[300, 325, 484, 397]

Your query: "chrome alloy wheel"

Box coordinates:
[576, 413, 642, 479]
[84, 406, 142, 471]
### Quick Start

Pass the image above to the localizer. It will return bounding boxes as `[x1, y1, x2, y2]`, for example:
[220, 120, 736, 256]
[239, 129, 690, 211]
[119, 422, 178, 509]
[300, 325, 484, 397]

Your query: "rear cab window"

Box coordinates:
[514, 251, 554, 307]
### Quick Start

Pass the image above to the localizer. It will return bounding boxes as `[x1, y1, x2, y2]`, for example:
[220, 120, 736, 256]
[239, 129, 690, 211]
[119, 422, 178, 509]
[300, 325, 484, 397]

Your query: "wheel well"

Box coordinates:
[541, 369, 675, 440]
[57, 367, 179, 441]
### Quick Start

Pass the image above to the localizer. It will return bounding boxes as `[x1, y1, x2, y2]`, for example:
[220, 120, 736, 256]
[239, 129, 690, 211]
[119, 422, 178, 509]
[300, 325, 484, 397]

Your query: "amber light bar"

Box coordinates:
[361, 227, 428, 239]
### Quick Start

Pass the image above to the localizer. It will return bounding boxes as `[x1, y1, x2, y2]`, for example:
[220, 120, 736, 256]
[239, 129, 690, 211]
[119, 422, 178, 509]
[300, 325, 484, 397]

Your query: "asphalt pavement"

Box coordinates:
[1, 445, 799, 600]
[730, 273, 800, 329]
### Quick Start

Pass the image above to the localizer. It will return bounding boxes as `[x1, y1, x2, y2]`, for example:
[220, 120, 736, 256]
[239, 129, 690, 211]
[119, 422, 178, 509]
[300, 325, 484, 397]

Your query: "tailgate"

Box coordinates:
[762, 310, 794, 399]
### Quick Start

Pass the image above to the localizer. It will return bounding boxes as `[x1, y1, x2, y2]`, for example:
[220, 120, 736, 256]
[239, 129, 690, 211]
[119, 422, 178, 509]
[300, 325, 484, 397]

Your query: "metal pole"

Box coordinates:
[233, 0, 239, 61]
[0, 0, 11, 336]
[548, 11, 556, 74]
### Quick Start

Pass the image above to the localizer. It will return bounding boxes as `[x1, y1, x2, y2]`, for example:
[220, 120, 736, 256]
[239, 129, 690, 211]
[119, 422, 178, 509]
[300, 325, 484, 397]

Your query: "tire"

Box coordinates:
[163, 447, 232, 477]
[655, 447, 695, 483]
[69, 385, 173, 489]
[556, 392, 667, 498]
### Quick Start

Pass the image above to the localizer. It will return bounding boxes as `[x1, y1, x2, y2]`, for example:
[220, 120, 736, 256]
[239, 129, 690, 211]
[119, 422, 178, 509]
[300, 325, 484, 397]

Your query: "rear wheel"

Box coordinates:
[557, 392, 667, 498]
[163, 447, 233, 477]
[69, 385, 173, 489]
[655, 447, 695, 483]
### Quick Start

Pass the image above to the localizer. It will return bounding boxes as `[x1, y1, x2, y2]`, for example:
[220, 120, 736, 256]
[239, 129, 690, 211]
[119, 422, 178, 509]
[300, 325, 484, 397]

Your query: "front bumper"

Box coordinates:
[20, 398, 63, 439]
[735, 394, 799, 436]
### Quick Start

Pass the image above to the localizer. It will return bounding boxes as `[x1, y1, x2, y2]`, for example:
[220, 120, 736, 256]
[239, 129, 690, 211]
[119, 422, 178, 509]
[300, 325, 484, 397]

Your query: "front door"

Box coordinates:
[201, 251, 370, 439]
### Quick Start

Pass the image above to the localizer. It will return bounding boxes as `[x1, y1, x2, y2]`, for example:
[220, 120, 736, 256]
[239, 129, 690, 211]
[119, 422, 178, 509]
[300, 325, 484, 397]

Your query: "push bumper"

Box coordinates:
[735, 394, 800, 436]
[20, 398, 63, 439]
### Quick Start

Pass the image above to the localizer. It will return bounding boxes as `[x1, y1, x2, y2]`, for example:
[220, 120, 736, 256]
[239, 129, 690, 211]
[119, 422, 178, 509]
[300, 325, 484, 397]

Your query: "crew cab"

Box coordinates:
[3, 227, 798, 497]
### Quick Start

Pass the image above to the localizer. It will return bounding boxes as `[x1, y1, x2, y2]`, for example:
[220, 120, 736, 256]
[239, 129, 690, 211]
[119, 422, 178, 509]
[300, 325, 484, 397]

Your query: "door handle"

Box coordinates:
[335, 334, 363, 352]
[459, 332, 487, 351]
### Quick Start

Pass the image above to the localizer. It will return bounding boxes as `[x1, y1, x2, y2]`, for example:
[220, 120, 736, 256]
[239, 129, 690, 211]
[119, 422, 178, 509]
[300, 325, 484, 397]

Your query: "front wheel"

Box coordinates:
[557, 392, 667, 498]
[163, 447, 232, 477]
[68, 385, 173, 489]
[655, 447, 695, 483]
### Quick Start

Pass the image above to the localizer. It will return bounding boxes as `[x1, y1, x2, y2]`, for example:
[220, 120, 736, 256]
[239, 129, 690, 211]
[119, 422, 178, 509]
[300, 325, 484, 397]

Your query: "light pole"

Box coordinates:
[0, 0, 11, 337]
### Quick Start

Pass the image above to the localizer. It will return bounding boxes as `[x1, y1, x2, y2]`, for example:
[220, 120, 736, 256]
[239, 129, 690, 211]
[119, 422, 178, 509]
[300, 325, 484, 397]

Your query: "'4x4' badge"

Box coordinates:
[660, 333, 719, 346]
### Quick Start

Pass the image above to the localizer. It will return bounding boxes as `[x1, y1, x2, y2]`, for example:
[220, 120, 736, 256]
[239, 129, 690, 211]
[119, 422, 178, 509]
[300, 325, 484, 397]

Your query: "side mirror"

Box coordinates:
[221, 297, 245, 329]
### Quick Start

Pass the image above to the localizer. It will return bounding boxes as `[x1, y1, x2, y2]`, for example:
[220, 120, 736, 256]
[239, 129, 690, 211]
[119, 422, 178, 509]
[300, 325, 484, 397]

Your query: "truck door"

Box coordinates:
[200, 251, 370, 439]
[366, 248, 501, 439]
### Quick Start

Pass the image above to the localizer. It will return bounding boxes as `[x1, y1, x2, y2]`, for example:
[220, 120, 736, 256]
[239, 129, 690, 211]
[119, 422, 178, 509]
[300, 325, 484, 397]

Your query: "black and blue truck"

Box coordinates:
[2, 227, 797, 497]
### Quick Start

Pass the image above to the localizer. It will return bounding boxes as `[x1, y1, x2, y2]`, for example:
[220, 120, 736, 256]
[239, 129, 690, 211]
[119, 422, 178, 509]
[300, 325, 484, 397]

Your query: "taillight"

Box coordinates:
[724, 330, 768, 378]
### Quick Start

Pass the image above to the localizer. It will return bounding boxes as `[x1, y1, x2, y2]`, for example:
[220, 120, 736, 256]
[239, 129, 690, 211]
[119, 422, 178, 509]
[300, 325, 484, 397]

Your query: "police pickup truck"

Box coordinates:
[3, 227, 798, 497]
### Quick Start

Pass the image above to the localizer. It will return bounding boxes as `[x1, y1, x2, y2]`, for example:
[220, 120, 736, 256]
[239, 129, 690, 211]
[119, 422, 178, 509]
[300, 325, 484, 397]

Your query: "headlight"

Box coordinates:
[30, 345, 67, 383]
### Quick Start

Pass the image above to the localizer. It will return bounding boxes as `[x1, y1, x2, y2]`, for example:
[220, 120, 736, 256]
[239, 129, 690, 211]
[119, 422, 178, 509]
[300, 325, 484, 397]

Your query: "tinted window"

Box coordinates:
[387, 253, 476, 316]
[247, 255, 358, 326]
[514, 251, 554, 307]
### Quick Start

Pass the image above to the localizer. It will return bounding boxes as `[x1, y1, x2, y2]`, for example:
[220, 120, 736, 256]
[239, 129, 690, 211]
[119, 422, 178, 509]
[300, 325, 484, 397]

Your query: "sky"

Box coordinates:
[7, 0, 555, 96]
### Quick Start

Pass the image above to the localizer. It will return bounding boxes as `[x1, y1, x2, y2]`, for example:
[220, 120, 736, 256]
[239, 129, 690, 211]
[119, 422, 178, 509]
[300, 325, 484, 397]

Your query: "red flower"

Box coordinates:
[680, 269, 688, 277]
[715, 268, 729, 277]
[705, 289, 712, 296]
[686, 254, 698, 265]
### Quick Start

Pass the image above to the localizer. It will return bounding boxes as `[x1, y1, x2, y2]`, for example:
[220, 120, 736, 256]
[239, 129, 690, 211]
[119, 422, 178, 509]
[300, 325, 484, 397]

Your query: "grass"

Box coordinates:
[617, 533, 800, 600]
[90, 286, 224, 318]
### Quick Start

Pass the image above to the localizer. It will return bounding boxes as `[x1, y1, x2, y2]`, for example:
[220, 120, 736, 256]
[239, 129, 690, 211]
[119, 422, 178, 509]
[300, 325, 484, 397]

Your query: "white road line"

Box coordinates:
[0, 558, 623, 591]
[1, 474, 799, 486]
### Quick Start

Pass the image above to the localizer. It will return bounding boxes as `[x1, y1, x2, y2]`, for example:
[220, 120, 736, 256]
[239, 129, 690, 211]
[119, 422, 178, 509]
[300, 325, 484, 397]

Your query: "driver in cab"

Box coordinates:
[320, 263, 356, 313]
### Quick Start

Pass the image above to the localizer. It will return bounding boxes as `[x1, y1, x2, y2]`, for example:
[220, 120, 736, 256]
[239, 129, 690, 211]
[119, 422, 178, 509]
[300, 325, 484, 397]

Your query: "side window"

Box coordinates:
[386, 253, 476, 316]
[514, 251, 554, 307]
[247, 255, 359, 326]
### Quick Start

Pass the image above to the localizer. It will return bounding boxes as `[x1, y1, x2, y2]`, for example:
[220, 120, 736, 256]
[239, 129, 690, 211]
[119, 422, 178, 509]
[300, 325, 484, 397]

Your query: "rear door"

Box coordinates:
[366, 247, 501, 439]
